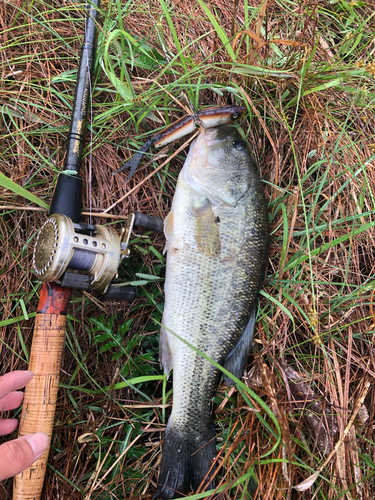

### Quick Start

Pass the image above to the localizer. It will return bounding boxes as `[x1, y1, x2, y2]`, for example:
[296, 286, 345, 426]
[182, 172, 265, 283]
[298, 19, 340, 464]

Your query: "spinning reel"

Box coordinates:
[33, 211, 163, 300]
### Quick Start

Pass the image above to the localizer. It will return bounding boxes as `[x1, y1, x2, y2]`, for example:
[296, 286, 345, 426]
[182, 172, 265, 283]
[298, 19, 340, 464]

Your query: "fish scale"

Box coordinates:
[154, 125, 269, 499]
[167, 194, 266, 401]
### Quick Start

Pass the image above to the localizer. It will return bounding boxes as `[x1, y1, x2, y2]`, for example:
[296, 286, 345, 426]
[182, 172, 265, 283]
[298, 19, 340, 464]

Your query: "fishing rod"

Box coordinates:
[13, 2, 161, 498]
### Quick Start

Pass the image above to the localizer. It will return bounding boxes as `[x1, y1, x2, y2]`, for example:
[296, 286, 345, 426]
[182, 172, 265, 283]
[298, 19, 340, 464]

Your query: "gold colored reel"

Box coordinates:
[33, 212, 162, 292]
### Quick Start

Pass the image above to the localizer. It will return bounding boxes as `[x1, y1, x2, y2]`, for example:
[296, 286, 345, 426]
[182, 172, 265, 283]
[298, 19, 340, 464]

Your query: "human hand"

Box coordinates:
[0, 371, 49, 481]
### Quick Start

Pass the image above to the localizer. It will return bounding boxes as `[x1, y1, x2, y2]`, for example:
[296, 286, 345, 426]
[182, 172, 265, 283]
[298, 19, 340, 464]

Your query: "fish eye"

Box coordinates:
[231, 112, 239, 120]
[233, 140, 246, 150]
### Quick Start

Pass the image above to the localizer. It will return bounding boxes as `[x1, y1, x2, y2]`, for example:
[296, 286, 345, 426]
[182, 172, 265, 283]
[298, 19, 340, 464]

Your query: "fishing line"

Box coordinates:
[148, 1, 178, 88]
[147, 2, 197, 115]
[69, 248, 96, 271]
[112, 3, 198, 179]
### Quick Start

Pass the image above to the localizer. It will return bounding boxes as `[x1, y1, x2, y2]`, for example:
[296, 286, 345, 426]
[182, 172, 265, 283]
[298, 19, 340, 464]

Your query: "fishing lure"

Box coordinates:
[114, 105, 246, 180]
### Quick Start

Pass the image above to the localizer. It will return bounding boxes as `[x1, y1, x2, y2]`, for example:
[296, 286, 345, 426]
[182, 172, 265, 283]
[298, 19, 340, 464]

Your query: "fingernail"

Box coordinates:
[25, 432, 49, 458]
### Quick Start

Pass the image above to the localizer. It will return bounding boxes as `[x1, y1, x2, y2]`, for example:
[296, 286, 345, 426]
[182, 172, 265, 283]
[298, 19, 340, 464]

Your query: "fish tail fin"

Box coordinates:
[153, 419, 216, 499]
[152, 424, 190, 499]
[190, 420, 216, 493]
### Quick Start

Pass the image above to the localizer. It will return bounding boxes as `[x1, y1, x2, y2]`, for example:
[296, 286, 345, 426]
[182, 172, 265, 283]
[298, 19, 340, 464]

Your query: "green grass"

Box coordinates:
[1, 0, 375, 498]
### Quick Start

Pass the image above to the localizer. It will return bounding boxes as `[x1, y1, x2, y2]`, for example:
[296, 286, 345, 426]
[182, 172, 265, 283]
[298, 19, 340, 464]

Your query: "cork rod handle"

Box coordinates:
[13, 282, 70, 500]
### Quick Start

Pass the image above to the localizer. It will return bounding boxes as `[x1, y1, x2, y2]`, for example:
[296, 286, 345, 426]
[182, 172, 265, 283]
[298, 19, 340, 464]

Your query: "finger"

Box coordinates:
[0, 432, 49, 481]
[0, 418, 18, 436]
[0, 391, 24, 412]
[0, 371, 33, 400]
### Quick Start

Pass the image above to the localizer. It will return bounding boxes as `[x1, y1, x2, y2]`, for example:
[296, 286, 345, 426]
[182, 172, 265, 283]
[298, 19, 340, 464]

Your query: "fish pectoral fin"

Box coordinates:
[163, 211, 174, 254]
[192, 198, 221, 257]
[223, 309, 257, 385]
[159, 324, 173, 377]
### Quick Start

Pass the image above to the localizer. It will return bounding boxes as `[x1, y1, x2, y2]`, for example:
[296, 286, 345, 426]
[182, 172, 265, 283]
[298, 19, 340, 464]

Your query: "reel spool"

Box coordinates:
[33, 212, 163, 295]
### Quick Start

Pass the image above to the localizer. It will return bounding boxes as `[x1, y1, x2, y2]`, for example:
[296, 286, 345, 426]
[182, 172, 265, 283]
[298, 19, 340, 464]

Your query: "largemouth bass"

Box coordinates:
[153, 125, 269, 499]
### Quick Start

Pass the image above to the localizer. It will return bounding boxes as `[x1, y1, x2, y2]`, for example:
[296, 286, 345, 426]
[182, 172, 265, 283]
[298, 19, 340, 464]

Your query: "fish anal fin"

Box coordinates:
[192, 198, 221, 257]
[163, 211, 174, 254]
[223, 309, 257, 385]
[159, 324, 173, 377]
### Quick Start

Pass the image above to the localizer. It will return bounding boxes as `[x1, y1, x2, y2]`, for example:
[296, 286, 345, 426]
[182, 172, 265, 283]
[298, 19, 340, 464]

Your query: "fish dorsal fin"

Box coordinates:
[223, 309, 257, 385]
[163, 210, 174, 254]
[192, 197, 221, 257]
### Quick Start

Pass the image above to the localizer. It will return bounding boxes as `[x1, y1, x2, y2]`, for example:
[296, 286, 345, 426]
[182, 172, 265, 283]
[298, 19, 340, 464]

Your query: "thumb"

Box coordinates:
[0, 432, 49, 481]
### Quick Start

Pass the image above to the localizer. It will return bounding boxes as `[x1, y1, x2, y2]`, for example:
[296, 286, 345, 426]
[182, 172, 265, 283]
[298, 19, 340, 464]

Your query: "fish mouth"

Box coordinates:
[202, 125, 238, 146]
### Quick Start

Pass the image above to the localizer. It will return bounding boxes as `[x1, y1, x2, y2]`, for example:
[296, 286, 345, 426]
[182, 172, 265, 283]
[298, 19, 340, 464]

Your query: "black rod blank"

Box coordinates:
[49, 0, 100, 222]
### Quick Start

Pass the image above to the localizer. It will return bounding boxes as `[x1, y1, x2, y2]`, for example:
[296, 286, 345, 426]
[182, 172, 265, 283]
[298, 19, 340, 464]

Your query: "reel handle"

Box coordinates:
[13, 282, 70, 500]
[103, 284, 137, 301]
[133, 211, 163, 232]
